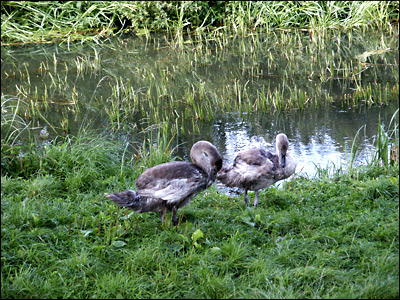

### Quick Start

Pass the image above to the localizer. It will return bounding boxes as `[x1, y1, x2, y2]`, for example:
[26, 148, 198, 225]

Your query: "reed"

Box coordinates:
[351, 82, 398, 107]
[1, 95, 31, 145]
[346, 125, 367, 170]
[75, 48, 101, 77]
[134, 123, 178, 170]
[2, 1, 398, 45]
[373, 109, 399, 167]
[346, 109, 399, 169]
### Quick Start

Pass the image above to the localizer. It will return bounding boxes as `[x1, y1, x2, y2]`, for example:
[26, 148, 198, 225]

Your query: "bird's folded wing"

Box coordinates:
[138, 177, 203, 204]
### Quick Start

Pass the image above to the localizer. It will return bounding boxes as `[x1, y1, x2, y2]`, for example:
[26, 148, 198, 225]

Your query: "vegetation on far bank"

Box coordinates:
[1, 1, 399, 44]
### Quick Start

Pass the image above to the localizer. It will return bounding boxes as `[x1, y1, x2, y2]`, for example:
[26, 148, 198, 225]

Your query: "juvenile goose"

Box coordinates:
[217, 133, 296, 206]
[105, 141, 222, 225]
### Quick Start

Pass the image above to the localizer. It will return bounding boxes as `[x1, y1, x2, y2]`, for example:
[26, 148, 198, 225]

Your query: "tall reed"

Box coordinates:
[1, 95, 31, 145]
[373, 109, 399, 166]
[2, 1, 398, 45]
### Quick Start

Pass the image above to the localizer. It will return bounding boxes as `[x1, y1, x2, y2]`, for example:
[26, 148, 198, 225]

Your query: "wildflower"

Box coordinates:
[17, 151, 24, 159]
[40, 126, 49, 139]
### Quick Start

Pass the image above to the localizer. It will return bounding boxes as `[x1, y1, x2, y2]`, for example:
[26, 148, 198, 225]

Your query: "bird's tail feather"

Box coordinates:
[105, 190, 141, 209]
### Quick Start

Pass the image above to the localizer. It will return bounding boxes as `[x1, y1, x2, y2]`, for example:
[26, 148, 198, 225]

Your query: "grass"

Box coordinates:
[1, 1, 399, 45]
[373, 109, 399, 166]
[1, 125, 399, 299]
[1, 95, 31, 144]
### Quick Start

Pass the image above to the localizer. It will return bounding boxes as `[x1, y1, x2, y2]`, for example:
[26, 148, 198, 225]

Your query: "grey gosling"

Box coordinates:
[217, 133, 296, 206]
[105, 141, 223, 225]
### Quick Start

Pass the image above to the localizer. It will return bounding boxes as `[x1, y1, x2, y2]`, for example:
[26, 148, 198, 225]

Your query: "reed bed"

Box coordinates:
[1, 1, 398, 45]
[1, 24, 398, 141]
[92, 26, 399, 132]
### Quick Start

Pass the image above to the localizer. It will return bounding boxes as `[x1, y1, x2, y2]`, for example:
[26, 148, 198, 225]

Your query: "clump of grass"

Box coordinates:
[75, 48, 101, 77]
[1, 131, 126, 188]
[345, 109, 399, 172]
[373, 109, 399, 167]
[350, 82, 398, 107]
[1, 1, 125, 44]
[1, 1, 398, 45]
[134, 124, 178, 170]
[1, 95, 31, 145]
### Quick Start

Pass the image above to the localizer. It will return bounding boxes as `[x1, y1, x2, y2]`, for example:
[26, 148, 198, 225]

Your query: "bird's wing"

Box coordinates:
[233, 149, 276, 182]
[135, 161, 206, 204]
[235, 148, 272, 166]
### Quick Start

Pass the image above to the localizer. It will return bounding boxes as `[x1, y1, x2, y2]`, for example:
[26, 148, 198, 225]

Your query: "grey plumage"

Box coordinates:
[217, 133, 296, 206]
[105, 141, 222, 225]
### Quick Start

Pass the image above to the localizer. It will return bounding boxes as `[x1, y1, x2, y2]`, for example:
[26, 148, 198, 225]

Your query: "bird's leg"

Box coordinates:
[160, 211, 164, 224]
[172, 206, 178, 226]
[253, 190, 259, 207]
[244, 189, 249, 206]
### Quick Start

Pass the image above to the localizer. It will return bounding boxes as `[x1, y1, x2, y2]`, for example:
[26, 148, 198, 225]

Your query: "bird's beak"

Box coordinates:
[280, 153, 286, 168]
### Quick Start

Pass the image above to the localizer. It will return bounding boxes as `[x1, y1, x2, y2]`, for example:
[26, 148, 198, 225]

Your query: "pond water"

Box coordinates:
[205, 102, 398, 180]
[1, 28, 399, 179]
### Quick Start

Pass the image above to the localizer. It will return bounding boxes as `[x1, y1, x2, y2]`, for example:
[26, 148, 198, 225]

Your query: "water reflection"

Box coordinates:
[178, 102, 398, 178]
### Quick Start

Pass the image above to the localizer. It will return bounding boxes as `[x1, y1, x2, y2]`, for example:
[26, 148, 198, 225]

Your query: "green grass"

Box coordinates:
[1, 130, 399, 299]
[1, 1, 399, 45]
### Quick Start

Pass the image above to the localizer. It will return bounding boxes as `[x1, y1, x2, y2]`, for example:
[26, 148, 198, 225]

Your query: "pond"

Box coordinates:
[1, 27, 399, 179]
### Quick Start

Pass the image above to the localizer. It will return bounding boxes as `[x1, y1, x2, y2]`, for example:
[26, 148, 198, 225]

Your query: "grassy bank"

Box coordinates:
[1, 1, 399, 44]
[1, 127, 399, 298]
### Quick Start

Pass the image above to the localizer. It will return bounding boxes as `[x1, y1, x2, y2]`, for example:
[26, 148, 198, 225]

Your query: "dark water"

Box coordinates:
[1, 29, 399, 178]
